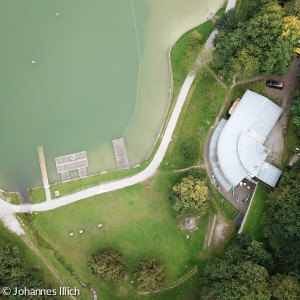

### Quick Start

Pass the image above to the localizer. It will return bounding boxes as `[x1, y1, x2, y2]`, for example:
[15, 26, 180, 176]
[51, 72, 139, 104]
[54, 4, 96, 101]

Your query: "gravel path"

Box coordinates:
[0, 0, 236, 234]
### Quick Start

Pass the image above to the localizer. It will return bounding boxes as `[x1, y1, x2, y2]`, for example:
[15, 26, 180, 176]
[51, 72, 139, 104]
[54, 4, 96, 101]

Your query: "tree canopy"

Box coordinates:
[199, 235, 300, 299]
[212, 3, 299, 78]
[169, 175, 209, 217]
[0, 243, 53, 299]
[133, 259, 165, 291]
[261, 160, 300, 275]
[88, 248, 126, 282]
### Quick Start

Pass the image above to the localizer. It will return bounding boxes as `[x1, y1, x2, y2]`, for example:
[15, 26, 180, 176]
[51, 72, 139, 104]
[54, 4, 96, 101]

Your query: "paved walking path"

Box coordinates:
[0, 0, 236, 234]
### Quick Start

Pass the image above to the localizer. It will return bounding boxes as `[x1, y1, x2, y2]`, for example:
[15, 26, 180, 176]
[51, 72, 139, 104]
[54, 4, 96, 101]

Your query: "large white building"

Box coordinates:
[209, 90, 282, 191]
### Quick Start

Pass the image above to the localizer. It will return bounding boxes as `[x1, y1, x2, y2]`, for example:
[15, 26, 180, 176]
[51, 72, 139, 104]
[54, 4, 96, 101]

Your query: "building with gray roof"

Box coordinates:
[209, 90, 282, 191]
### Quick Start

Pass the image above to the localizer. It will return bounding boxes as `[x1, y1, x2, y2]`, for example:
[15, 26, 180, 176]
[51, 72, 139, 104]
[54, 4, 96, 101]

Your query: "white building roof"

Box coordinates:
[217, 90, 282, 187]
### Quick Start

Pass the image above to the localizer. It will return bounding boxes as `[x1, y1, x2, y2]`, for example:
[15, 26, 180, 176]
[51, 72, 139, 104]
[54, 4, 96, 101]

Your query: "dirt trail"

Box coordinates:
[21, 235, 77, 300]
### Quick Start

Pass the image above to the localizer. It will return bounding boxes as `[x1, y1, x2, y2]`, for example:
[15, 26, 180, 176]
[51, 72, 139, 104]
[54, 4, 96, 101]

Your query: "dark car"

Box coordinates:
[266, 80, 283, 90]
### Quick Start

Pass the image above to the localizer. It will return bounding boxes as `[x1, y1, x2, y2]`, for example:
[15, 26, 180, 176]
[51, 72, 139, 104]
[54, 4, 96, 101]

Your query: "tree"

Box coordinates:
[284, 0, 300, 16]
[282, 15, 300, 46]
[215, 9, 242, 34]
[271, 274, 300, 300]
[212, 2, 298, 78]
[199, 235, 272, 300]
[261, 160, 300, 274]
[169, 175, 209, 217]
[0, 243, 53, 299]
[88, 248, 126, 282]
[233, 47, 260, 78]
[133, 259, 165, 291]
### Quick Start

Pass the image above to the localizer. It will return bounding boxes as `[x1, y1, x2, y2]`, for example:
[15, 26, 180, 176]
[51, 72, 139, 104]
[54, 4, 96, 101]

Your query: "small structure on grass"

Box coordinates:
[97, 224, 103, 228]
[79, 230, 84, 234]
[180, 217, 199, 233]
[69, 232, 74, 237]
[55, 190, 60, 197]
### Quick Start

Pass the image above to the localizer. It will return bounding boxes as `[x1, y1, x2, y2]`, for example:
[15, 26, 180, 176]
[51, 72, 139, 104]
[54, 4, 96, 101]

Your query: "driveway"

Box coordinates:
[264, 57, 300, 164]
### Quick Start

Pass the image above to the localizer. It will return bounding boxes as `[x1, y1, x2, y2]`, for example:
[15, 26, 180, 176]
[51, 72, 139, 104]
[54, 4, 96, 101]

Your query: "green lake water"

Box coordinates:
[0, 0, 221, 200]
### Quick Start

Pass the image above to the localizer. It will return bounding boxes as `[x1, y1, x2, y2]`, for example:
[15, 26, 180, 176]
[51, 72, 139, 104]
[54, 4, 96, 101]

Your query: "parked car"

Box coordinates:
[266, 80, 283, 90]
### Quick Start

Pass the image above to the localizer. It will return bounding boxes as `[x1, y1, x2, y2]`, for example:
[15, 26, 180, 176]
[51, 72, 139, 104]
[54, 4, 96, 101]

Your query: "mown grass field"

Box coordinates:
[29, 187, 46, 204]
[241, 184, 269, 240]
[33, 171, 218, 299]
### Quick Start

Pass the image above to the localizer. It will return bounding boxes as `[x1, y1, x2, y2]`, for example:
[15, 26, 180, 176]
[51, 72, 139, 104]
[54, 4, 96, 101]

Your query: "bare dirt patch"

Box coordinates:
[205, 213, 235, 252]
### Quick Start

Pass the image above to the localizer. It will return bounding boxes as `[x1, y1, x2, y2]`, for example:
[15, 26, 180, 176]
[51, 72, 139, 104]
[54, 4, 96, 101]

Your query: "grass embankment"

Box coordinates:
[282, 120, 299, 166]
[241, 184, 269, 240]
[216, 1, 228, 17]
[162, 70, 227, 169]
[0, 191, 20, 205]
[29, 187, 46, 204]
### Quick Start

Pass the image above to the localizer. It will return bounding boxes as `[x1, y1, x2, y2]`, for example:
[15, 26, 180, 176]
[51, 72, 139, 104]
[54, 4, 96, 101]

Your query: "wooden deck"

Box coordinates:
[55, 151, 88, 181]
[112, 138, 130, 170]
[37, 146, 49, 187]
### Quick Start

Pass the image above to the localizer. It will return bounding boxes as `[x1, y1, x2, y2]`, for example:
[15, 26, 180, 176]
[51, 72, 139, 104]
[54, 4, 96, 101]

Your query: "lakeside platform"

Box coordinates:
[55, 151, 88, 181]
[112, 138, 130, 170]
[37, 146, 49, 187]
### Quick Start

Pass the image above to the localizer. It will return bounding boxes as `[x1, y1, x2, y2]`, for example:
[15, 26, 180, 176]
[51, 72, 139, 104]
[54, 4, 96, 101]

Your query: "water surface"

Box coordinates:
[0, 0, 222, 199]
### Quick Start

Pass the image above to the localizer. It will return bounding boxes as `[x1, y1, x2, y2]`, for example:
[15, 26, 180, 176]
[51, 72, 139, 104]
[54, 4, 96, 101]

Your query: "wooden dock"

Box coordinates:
[37, 146, 49, 187]
[55, 151, 88, 181]
[112, 138, 130, 170]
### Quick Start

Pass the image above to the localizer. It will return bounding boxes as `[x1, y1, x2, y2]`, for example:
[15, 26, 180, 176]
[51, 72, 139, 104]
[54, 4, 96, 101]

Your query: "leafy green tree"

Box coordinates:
[271, 274, 300, 300]
[212, 2, 298, 78]
[0, 243, 53, 299]
[133, 259, 165, 291]
[233, 47, 260, 78]
[88, 248, 126, 282]
[282, 15, 300, 45]
[284, 0, 300, 16]
[169, 175, 209, 217]
[215, 9, 242, 34]
[261, 161, 300, 274]
[200, 235, 272, 300]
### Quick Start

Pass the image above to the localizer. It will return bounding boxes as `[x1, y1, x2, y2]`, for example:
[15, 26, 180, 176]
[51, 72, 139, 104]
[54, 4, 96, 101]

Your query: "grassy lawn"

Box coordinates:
[32, 171, 219, 299]
[162, 70, 228, 170]
[29, 187, 46, 204]
[242, 184, 269, 240]
[282, 121, 299, 166]
[0, 191, 20, 205]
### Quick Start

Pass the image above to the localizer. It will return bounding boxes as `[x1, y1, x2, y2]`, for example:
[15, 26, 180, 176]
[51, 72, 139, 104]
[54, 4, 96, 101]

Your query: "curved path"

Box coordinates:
[0, 0, 236, 233]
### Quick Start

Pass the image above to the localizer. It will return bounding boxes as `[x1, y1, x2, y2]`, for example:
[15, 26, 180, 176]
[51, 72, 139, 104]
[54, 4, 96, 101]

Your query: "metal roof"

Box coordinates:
[209, 119, 233, 191]
[238, 132, 269, 177]
[217, 90, 282, 187]
[257, 162, 282, 188]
